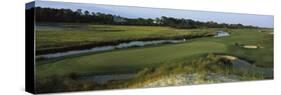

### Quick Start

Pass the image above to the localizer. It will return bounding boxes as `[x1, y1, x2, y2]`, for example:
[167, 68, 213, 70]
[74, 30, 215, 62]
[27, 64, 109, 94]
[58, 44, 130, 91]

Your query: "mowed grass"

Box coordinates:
[36, 41, 226, 78]
[36, 24, 217, 51]
[36, 24, 273, 79]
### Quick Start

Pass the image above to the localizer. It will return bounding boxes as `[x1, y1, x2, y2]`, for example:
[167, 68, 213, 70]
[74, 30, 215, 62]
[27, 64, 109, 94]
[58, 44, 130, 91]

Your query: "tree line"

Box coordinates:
[33, 7, 258, 29]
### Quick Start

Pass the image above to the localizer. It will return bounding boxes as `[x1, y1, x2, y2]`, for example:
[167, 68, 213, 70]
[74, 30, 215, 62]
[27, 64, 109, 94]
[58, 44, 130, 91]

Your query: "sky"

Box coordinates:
[32, 0, 273, 28]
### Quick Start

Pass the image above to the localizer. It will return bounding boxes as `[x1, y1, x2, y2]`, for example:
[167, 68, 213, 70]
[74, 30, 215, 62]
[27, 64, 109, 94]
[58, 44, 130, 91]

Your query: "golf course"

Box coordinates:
[29, 3, 274, 93]
[35, 24, 273, 92]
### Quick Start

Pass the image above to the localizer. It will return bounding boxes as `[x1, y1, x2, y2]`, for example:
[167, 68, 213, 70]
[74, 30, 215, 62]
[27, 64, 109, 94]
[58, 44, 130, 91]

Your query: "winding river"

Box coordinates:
[37, 39, 187, 59]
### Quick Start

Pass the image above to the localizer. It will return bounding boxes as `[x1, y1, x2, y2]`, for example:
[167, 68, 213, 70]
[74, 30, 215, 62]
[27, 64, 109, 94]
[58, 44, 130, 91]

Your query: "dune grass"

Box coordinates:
[35, 53, 266, 93]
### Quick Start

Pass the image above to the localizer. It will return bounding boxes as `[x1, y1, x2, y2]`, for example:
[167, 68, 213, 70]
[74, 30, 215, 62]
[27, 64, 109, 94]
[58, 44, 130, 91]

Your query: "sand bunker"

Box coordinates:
[220, 55, 237, 60]
[243, 45, 258, 49]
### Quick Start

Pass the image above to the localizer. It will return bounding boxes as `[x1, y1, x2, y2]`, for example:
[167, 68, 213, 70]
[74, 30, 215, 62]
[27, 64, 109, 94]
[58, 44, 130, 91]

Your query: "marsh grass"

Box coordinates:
[36, 24, 217, 54]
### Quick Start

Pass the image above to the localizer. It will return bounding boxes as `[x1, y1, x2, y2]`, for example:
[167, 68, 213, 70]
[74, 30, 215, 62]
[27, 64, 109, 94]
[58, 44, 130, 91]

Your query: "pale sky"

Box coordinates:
[32, 0, 273, 28]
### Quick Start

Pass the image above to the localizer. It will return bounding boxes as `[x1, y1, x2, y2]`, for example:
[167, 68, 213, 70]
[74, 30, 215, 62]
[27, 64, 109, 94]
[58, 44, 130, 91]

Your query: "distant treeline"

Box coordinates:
[33, 7, 258, 29]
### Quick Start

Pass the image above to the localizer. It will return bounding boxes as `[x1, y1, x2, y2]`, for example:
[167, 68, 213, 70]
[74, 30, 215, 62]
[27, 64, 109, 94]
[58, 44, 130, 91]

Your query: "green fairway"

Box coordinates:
[36, 25, 273, 80]
[36, 41, 226, 78]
